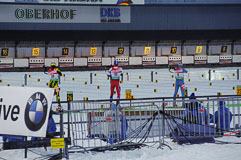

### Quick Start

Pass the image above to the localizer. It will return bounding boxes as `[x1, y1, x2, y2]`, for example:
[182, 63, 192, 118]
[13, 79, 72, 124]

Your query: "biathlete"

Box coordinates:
[169, 62, 188, 106]
[107, 60, 123, 102]
[45, 62, 62, 107]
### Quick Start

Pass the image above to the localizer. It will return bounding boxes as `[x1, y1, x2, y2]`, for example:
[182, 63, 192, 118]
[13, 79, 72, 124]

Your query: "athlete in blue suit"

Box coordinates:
[170, 62, 188, 106]
[173, 63, 188, 99]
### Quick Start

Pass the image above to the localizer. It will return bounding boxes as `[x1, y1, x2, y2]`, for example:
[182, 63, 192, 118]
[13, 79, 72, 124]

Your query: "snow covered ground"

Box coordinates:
[1, 66, 241, 160]
[1, 136, 241, 160]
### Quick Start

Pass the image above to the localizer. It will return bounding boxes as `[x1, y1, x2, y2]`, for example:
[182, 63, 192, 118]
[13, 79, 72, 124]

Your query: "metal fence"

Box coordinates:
[62, 95, 241, 151]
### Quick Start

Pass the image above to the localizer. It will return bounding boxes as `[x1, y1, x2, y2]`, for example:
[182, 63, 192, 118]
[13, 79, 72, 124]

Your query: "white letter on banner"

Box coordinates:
[36, 93, 41, 100]
[27, 97, 33, 105]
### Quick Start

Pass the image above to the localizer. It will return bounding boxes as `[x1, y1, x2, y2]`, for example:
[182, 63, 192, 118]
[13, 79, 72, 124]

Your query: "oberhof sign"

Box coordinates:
[0, 4, 130, 23]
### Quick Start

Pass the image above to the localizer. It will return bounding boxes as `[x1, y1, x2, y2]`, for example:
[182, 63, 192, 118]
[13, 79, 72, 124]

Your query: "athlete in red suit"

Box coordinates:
[107, 60, 123, 100]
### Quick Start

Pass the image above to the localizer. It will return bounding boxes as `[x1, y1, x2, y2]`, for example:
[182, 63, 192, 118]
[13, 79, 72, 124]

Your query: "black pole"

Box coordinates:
[24, 136, 27, 158]
[67, 102, 70, 139]
[60, 110, 64, 157]
[24, 74, 27, 86]
[90, 73, 93, 84]
[162, 98, 165, 145]
[237, 69, 240, 80]
[209, 70, 211, 81]
[59, 75, 61, 85]
[151, 71, 154, 82]
[65, 102, 70, 159]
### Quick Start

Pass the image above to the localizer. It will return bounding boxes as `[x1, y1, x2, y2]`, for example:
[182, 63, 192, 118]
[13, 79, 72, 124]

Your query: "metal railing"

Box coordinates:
[61, 95, 241, 151]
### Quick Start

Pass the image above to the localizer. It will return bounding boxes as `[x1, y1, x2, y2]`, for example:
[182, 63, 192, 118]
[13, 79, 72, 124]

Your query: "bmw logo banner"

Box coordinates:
[0, 86, 54, 137]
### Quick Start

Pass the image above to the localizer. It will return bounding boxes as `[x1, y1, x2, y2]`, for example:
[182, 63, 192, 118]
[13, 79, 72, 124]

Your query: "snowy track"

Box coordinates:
[1, 67, 241, 160]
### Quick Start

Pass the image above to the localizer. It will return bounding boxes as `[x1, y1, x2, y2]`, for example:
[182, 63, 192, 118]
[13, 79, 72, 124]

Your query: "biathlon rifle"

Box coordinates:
[105, 66, 112, 82]
[168, 65, 177, 73]
[43, 65, 48, 74]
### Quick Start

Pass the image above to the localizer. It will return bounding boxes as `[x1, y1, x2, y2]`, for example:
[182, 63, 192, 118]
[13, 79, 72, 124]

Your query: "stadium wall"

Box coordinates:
[0, 3, 240, 70]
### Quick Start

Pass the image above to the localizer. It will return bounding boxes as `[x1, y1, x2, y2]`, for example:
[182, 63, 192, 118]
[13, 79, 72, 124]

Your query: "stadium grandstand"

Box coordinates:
[0, 0, 241, 70]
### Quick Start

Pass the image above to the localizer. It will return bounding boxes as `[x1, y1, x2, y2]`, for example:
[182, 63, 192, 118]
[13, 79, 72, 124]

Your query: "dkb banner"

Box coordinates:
[0, 86, 54, 137]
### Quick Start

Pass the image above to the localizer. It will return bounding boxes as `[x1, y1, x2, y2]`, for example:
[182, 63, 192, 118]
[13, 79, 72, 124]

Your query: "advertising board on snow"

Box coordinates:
[0, 86, 54, 137]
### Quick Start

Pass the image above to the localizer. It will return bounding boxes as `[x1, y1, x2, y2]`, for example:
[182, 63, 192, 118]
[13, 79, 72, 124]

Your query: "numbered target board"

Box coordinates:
[1, 48, 8, 56]
[196, 46, 203, 54]
[237, 85, 241, 95]
[90, 47, 97, 55]
[62, 48, 69, 55]
[125, 89, 132, 99]
[118, 47, 124, 54]
[67, 91, 73, 101]
[170, 47, 177, 54]
[144, 47, 151, 55]
[32, 48, 40, 56]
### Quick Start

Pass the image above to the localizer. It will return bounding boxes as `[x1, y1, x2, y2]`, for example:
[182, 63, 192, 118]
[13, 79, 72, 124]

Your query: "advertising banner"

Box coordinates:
[1, 0, 144, 5]
[0, 4, 130, 23]
[0, 86, 54, 137]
